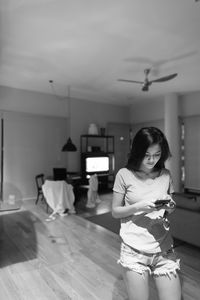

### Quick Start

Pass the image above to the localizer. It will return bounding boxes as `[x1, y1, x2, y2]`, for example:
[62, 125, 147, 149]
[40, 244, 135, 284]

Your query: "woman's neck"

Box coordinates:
[138, 167, 155, 175]
[134, 167, 160, 180]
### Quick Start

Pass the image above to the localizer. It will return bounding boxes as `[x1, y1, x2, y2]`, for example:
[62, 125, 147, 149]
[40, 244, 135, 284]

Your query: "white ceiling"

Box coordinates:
[0, 0, 200, 105]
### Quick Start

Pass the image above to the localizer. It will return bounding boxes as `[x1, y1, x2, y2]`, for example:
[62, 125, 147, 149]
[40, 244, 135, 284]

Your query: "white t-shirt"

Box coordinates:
[113, 168, 174, 253]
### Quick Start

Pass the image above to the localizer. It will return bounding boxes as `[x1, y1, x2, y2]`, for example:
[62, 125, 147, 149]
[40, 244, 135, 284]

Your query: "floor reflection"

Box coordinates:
[0, 210, 38, 268]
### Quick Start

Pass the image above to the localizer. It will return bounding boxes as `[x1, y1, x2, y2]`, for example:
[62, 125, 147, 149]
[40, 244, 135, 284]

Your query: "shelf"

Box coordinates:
[81, 134, 114, 138]
[80, 134, 115, 190]
[80, 134, 114, 153]
[82, 151, 114, 154]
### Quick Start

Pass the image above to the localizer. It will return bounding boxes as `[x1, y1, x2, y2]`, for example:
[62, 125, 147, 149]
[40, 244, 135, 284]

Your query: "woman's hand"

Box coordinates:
[154, 195, 176, 214]
[135, 198, 158, 214]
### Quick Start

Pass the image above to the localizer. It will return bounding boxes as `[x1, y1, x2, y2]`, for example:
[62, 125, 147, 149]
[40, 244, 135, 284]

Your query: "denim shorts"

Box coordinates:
[118, 242, 180, 277]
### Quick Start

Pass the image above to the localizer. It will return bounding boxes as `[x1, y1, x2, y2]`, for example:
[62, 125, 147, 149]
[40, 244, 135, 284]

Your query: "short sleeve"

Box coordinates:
[113, 169, 127, 194]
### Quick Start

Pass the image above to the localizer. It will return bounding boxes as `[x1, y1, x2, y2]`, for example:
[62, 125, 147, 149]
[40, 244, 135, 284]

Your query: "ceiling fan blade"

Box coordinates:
[150, 73, 178, 83]
[118, 79, 143, 84]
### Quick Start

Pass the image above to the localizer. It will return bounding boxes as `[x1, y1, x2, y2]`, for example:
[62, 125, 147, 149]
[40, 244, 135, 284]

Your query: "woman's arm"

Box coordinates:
[112, 191, 157, 219]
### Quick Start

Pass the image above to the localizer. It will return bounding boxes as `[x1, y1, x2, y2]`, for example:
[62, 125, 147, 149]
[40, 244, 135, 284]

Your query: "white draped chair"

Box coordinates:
[42, 180, 76, 218]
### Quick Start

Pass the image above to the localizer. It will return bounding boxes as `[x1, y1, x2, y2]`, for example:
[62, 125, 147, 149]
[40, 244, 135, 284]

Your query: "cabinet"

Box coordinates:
[80, 135, 115, 189]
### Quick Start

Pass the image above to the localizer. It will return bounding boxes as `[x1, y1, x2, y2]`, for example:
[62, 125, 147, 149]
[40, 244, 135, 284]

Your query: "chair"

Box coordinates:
[35, 174, 48, 212]
[53, 168, 67, 181]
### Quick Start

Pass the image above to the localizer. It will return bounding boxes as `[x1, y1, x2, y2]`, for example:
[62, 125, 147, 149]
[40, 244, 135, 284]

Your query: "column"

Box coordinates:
[164, 94, 180, 192]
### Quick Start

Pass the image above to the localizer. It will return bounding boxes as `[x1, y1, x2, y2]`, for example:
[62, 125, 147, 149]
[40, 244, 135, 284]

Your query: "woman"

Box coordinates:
[112, 127, 181, 300]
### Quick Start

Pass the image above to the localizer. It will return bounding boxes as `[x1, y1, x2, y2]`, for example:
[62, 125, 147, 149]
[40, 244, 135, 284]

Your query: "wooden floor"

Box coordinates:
[0, 193, 200, 300]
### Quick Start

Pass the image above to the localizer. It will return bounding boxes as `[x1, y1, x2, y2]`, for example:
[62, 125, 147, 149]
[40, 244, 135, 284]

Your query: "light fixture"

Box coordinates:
[62, 137, 77, 152]
[49, 81, 77, 152]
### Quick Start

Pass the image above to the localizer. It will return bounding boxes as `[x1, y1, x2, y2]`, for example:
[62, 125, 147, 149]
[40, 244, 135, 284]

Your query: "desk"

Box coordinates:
[42, 180, 75, 214]
[67, 173, 82, 185]
[67, 174, 83, 203]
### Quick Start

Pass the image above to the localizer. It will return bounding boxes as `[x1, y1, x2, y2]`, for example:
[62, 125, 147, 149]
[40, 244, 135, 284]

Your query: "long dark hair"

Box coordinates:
[126, 127, 171, 171]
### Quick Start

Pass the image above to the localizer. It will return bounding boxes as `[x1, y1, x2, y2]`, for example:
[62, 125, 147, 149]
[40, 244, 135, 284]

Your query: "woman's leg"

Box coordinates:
[123, 267, 149, 300]
[154, 272, 181, 300]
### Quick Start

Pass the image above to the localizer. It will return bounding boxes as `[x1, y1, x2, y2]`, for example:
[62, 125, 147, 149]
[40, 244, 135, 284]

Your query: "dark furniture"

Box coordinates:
[168, 191, 200, 248]
[35, 174, 48, 212]
[80, 134, 115, 190]
[53, 168, 83, 204]
[53, 168, 67, 181]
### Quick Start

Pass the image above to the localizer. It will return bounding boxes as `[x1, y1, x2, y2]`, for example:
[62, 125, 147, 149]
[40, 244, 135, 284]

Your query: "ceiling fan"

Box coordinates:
[118, 69, 178, 91]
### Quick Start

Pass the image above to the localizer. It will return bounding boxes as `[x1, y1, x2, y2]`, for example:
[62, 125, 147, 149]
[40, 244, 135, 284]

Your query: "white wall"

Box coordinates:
[129, 91, 200, 192]
[70, 98, 129, 171]
[2, 111, 68, 200]
[130, 91, 200, 123]
[2, 84, 199, 199]
[0, 85, 129, 200]
[180, 91, 200, 117]
[0, 85, 69, 117]
[130, 97, 164, 123]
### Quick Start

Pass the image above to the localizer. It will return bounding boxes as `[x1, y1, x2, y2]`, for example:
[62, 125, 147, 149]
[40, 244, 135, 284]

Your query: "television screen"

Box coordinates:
[86, 156, 109, 173]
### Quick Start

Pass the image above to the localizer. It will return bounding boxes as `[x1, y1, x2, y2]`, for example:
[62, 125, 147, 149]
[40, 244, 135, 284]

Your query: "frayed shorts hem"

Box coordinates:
[118, 259, 180, 278]
[118, 242, 180, 278]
